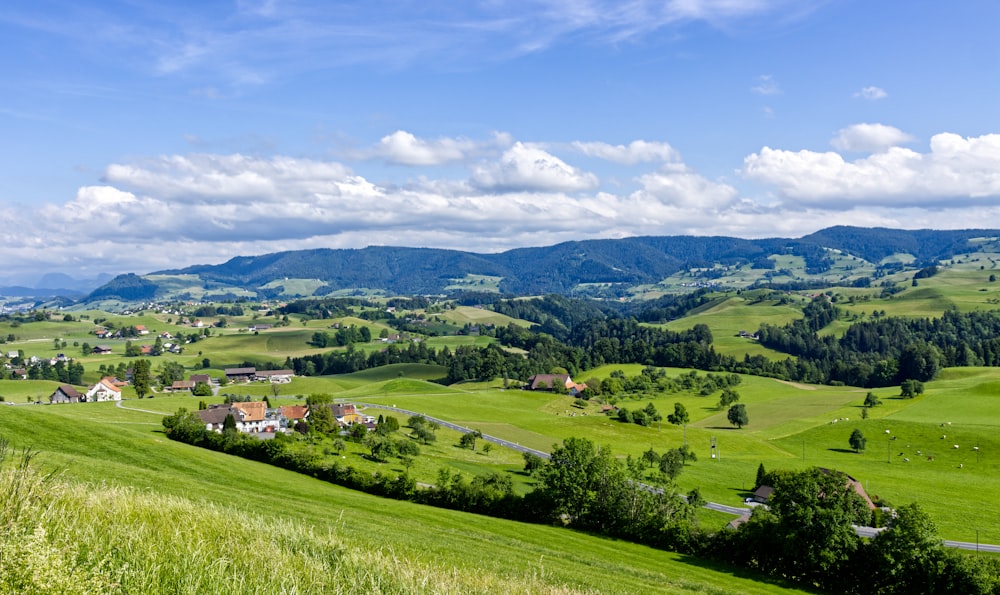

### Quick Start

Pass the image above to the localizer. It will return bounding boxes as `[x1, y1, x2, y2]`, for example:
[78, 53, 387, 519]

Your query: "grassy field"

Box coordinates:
[657, 295, 803, 359]
[324, 364, 1000, 545]
[5, 284, 1000, 589]
[0, 401, 808, 594]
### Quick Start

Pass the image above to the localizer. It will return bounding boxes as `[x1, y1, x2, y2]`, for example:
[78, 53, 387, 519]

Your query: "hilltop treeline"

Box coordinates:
[281, 291, 1000, 388]
[757, 300, 1000, 386]
[285, 319, 718, 383]
[283, 301, 1000, 389]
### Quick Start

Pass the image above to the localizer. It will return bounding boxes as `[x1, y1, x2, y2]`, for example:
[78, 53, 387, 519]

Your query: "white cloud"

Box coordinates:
[471, 142, 599, 192]
[632, 164, 738, 208]
[855, 86, 888, 100]
[751, 74, 781, 95]
[744, 132, 1000, 205]
[570, 140, 679, 164]
[103, 154, 357, 201]
[830, 123, 915, 153]
[10, 128, 1000, 281]
[369, 131, 510, 166]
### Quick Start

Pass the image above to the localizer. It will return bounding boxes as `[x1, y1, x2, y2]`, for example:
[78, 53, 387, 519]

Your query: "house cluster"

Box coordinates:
[738, 330, 760, 340]
[525, 373, 588, 396]
[197, 401, 374, 435]
[223, 367, 295, 384]
[49, 376, 127, 403]
[3, 351, 75, 379]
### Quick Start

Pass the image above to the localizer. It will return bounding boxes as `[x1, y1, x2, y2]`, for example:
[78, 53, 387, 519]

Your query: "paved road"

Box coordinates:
[355, 401, 999, 551]
[357, 402, 552, 460]
[116, 399, 167, 415]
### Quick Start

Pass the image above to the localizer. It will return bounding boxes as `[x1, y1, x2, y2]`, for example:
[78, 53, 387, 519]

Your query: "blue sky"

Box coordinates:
[3, 0, 1000, 284]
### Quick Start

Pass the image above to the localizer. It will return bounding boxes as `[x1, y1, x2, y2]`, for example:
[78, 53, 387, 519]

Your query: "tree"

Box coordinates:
[222, 413, 237, 433]
[308, 403, 337, 435]
[760, 467, 869, 588]
[849, 428, 867, 453]
[132, 359, 151, 399]
[897, 342, 941, 382]
[687, 487, 706, 509]
[364, 432, 397, 462]
[459, 430, 482, 450]
[727, 403, 749, 429]
[412, 423, 437, 444]
[396, 439, 420, 458]
[864, 391, 882, 408]
[865, 503, 947, 594]
[192, 382, 213, 397]
[523, 452, 545, 475]
[900, 378, 925, 398]
[157, 361, 185, 386]
[755, 463, 767, 489]
[482, 442, 493, 455]
[348, 423, 368, 441]
[659, 448, 684, 480]
[667, 402, 689, 427]
[718, 387, 740, 409]
[642, 447, 660, 468]
[376, 415, 400, 435]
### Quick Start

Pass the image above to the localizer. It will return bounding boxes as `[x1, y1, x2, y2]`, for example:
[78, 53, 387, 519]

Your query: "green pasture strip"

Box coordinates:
[436, 305, 530, 327]
[657, 296, 803, 360]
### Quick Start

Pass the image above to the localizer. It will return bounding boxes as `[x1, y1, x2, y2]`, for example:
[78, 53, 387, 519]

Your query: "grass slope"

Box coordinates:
[0, 404, 806, 594]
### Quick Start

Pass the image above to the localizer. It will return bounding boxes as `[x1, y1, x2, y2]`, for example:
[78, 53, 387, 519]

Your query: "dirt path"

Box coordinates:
[772, 379, 817, 390]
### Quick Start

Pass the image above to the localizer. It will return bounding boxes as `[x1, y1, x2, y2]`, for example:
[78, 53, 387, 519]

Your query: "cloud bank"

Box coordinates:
[6, 127, 1000, 282]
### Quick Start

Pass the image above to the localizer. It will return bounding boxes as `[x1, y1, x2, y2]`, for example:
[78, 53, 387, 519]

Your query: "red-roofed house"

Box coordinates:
[526, 374, 588, 395]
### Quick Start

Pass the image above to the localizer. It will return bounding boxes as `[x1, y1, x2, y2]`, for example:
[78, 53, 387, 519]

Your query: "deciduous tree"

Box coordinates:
[727, 403, 748, 429]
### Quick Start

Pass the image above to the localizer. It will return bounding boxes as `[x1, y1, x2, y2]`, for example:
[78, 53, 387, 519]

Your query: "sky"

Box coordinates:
[3, 0, 1000, 285]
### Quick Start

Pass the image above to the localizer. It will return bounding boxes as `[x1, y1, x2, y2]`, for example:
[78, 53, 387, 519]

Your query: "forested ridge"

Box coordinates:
[85, 226, 1000, 299]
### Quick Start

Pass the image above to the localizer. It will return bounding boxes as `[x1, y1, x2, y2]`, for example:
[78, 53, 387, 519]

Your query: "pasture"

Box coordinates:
[0, 398, 806, 594]
[320, 364, 1000, 544]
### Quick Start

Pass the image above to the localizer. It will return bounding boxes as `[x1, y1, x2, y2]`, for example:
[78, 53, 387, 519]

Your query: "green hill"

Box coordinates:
[0, 405, 804, 594]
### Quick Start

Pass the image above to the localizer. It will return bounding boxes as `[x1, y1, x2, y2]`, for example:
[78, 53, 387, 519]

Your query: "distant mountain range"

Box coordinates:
[76, 226, 1000, 303]
[0, 272, 113, 301]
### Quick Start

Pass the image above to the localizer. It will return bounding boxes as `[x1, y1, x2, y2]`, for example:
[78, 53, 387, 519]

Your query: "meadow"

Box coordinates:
[5, 282, 1000, 591]
[271, 363, 1000, 545]
[0, 399, 807, 594]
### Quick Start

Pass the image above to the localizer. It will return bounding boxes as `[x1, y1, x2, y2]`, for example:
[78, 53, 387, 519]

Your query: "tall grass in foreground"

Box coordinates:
[0, 440, 588, 595]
